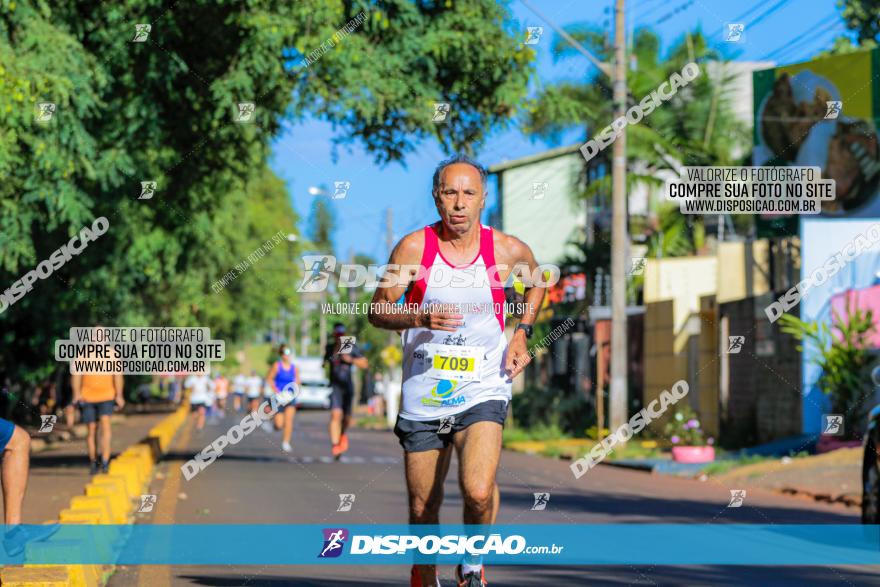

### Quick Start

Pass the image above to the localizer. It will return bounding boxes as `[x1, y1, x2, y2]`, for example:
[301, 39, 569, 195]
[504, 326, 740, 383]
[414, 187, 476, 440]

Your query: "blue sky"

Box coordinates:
[269, 0, 848, 262]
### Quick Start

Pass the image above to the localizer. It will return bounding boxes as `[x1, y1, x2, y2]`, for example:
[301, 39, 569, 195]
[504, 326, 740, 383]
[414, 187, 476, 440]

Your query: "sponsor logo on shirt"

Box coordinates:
[421, 379, 466, 407]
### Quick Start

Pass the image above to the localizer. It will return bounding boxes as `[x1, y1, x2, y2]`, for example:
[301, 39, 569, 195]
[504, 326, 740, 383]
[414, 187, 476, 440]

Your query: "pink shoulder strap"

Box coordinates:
[479, 225, 506, 332]
[404, 225, 438, 306]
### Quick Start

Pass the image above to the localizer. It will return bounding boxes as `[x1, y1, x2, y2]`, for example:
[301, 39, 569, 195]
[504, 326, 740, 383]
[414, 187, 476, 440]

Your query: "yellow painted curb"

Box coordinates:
[12, 403, 192, 586]
[14, 555, 101, 587]
[84, 485, 127, 524]
[69, 496, 112, 525]
[114, 458, 147, 483]
[91, 474, 131, 502]
[1, 565, 79, 586]
[4, 564, 101, 587]
[107, 461, 142, 497]
[112, 455, 148, 484]
[58, 509, 103, 525]
[125, 444, 153, 461]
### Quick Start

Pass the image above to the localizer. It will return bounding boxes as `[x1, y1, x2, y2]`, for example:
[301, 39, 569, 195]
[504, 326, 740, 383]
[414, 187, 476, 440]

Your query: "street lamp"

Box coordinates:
[305, 186, 329, 353]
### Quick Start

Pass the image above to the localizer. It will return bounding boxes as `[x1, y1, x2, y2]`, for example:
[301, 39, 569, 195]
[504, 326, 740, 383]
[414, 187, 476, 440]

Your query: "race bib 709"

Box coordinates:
[422, 343, 482, 382]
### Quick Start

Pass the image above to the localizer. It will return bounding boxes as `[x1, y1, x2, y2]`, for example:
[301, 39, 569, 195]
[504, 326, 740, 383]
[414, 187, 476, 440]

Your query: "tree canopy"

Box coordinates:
[0, 0, 535, 393]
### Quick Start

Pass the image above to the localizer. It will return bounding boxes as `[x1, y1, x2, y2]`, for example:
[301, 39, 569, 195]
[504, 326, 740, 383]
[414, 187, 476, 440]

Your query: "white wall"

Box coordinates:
[500, 152, 584, 264]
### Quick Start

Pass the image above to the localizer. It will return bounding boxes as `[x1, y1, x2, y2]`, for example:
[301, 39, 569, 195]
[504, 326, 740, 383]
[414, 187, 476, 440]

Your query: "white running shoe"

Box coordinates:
[262, 422, 274, 433]
[282, 441, 292, 453]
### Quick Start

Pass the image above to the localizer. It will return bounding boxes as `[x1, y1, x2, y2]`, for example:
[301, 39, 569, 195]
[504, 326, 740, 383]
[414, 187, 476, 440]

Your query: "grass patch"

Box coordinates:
[220, 342, 275, 374]
[503, 423, 570, 444]
[503, 425, 667, 462]
[606, 442, 665, 461]
[702, 455, 770, 477]
[541, 445, 565, 459]
[355, 414, 388, 430]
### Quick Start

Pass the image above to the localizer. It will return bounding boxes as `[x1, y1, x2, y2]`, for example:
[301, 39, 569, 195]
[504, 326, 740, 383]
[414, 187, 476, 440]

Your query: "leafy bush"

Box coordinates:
[701, 455, 767, 477]
[503, 423, 567, 443]
[663, 404, 714, 447]
[780, 302, 876, 440]
[511, 385, 594, 437]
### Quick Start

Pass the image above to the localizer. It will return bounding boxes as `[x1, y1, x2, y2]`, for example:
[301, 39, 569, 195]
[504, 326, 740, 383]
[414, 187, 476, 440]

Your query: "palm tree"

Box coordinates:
[526, 27, 749, 256]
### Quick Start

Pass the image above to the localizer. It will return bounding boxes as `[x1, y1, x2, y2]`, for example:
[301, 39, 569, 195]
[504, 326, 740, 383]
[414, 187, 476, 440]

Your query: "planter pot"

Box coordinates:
[816, 436, 863, 454]
[671, 445, 715, 463]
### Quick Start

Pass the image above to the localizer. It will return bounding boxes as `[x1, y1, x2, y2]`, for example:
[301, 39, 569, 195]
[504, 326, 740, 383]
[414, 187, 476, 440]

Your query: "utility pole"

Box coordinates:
[518, 0, 628, 430]
[609, 0, 628, 431]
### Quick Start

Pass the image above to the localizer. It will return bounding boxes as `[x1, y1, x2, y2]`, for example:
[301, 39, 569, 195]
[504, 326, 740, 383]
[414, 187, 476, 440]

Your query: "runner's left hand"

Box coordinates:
[115, 396, 125, 410]
[504, 333, 531, 379]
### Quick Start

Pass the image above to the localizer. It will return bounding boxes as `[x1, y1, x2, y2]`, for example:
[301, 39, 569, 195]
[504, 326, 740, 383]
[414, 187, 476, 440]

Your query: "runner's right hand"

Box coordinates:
[416, 308, 464, 332]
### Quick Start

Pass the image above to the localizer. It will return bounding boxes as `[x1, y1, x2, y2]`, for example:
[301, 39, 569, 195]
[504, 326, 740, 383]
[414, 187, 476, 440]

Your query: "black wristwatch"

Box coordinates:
[515, 324, 533, 339]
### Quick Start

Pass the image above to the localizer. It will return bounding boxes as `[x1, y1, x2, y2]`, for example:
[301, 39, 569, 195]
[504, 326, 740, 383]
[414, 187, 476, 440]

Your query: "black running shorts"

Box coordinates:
[330, 380, 354, 416]
[393, 399, 508, 453]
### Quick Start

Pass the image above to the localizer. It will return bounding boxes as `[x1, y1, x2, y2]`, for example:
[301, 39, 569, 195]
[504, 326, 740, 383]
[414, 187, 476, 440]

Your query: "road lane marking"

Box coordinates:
[286, 455, 399, 465]
[137, 416, 194, 587]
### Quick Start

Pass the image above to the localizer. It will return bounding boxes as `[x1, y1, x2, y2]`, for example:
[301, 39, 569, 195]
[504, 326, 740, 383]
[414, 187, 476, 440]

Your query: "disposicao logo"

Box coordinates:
[317, 530, 539, 558]
[319, 528, 348, 558]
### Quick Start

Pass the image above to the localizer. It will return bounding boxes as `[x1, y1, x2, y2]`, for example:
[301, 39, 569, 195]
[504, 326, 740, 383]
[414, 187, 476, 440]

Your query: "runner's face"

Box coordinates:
[434, 163, 484, 235]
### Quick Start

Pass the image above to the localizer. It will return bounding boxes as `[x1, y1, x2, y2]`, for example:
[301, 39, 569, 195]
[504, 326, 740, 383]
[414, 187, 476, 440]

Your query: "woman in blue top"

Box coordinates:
[266, 344, 300, 453]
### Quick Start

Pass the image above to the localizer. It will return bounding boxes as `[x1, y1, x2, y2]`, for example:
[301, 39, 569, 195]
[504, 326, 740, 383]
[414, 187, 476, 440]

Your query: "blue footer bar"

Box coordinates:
[2, 525, 878, 565]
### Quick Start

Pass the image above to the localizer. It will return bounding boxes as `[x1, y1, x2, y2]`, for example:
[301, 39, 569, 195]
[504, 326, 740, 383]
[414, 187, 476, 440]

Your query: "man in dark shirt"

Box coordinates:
[323, 323, 368, 458]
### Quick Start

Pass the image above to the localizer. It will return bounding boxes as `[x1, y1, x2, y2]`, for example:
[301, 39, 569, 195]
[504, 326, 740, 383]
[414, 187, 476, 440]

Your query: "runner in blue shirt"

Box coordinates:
[266, 344, 300, 453]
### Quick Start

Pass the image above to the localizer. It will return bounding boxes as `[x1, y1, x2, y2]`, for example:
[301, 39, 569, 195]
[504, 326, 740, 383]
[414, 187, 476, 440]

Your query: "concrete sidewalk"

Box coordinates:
[21, 411, 172, 524]
[711, 448, 863, 507]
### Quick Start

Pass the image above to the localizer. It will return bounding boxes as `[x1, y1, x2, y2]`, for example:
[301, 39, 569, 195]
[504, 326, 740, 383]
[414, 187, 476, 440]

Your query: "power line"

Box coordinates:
[632, 0, 667, 23]
[770, 22, 845, 64]
[710, 0, 790, 41]
[711, 0, 794, 50]
[761, 12, 839, 60]
[520, 0, 612, 77]
[745, 0, 793, 30]
[710, 0, 767, 37]
[652, 0, 695, 26]
[763, 17, 842, 62]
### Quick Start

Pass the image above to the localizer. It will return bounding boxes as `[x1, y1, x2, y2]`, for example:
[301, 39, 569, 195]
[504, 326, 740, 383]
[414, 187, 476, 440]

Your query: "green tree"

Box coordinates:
[645, 204, 706, 258]
[837, 0, 880, 46]
[202, 167, 300, 340]
[779, 303, 877, 439]
[0, 0, 535, 397]
[526, 27, 748, 243]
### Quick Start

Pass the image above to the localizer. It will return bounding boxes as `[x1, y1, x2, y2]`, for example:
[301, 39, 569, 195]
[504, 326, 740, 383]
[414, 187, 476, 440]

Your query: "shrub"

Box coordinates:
[663, 404, 714, 447]
[511, 385, 594, 437]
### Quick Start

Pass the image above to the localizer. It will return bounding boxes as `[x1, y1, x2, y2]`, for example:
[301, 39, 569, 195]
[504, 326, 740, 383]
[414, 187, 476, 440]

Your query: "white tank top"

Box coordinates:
[400, 224, 511, 421]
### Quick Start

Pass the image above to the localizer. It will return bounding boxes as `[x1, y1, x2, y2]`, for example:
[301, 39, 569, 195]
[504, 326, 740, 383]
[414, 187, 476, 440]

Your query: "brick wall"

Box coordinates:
[720, 294, 801, 445]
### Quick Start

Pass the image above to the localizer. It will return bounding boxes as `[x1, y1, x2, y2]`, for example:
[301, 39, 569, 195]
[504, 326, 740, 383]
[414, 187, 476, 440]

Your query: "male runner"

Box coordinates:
[368, 154, 546, 587]
[72, 336, 124, 474]
[323, 324, 368, 459]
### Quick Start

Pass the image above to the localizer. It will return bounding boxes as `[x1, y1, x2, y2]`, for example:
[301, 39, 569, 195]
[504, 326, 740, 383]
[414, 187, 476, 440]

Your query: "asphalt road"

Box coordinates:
[111, 406, 879, 586]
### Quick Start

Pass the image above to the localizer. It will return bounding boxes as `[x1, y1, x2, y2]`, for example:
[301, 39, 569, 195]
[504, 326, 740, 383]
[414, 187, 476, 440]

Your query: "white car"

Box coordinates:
[295, 357, 332, 409]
